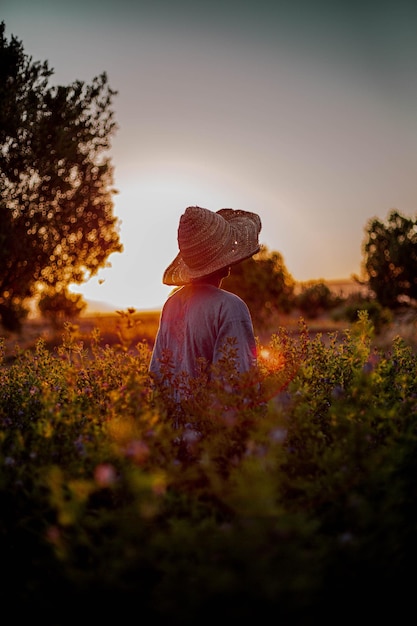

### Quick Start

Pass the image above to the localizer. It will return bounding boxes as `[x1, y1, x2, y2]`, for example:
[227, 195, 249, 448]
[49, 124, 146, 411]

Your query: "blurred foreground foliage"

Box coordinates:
[0, 312, 416, 623]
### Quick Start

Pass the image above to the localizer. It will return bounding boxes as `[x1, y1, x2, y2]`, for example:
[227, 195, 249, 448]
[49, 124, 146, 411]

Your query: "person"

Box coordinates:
[149, 205, 262, 410]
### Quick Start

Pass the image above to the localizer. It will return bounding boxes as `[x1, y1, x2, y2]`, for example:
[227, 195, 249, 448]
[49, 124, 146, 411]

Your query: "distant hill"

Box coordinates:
[82, 300, 163, 316]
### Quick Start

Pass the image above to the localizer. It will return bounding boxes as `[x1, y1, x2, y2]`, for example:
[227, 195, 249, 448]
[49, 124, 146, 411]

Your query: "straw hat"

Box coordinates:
[163, 206, 262, 286]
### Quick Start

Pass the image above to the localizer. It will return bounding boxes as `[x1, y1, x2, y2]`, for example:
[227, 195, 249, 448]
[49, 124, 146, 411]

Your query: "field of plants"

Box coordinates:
[1, 309, 417, 624]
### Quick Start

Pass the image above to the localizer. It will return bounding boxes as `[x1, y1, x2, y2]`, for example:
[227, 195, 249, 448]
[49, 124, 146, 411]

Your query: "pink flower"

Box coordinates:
[94, 463, 117, 487]
[125, 440, 150, 465]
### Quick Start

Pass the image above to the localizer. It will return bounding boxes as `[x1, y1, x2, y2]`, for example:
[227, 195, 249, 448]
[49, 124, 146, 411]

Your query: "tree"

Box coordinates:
[362, 209, 417, 309]
[222, 244, 295, 331]
[295, 280, 340, 319]
[38, 289, 87, 329]
[0, 22, 122, 330]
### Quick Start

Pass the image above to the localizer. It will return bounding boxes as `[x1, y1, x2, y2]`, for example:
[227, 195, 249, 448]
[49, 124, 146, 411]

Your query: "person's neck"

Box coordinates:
[192, 267, 229, 288]
[207, 276, 223, 287]
[193, 276, 223, 288]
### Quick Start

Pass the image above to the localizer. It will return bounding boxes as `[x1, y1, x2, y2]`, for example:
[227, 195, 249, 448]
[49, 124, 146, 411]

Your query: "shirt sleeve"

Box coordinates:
[212, 298, 257, 374]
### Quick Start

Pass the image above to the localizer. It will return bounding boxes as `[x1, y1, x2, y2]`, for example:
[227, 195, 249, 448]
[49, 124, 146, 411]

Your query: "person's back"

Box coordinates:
[149, 282, 257, 383]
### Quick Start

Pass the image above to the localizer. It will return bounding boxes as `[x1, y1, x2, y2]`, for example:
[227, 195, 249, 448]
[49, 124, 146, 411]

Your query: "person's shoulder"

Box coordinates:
[165, 286, 186, 303]
[218, 287, 248, 307]
[160, 286, 186, 313]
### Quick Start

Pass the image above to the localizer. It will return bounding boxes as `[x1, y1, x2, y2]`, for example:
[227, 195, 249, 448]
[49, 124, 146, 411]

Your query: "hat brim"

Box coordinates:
[163, 208, 261, 286]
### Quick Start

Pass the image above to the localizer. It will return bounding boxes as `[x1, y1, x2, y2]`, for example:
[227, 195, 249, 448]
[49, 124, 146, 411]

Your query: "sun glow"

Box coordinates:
[259, 346, 286, 372]
[257, 340, 302, 403]
[74, 162, 273, 313]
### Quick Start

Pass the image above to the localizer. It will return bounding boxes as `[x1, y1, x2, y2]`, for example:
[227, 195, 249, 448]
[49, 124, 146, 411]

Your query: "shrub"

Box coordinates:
[332, 293, 393, 333]
[295, 280, 342, 319]
[38, 290, 87, 328]
[0, 314, 416, 622]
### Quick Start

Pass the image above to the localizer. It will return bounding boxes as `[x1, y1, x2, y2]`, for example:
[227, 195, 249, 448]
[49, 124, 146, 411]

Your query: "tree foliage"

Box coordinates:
[295, 280, 340, 319]
[362, 209, 417, 309]
[38, 289, 87, 328]
[222, 244, 295, 330]
[0, 22, 122, 330]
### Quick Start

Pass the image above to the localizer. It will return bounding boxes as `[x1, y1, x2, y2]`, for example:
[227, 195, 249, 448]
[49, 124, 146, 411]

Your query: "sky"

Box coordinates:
[2, 0, 417, 311]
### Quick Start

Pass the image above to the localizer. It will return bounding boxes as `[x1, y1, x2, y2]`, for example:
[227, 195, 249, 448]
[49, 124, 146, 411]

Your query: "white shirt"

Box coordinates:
[149, 283, 257, 390]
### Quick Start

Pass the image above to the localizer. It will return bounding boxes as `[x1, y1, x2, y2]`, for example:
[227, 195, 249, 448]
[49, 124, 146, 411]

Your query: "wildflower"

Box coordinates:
[94, 463, 117, 487]
[125, 439, 150, 465]
[74, 436, 86, 456]
[182, 426, 201, 445]
[331, 384, 344, 399]
[270, 427, 287, 443]
[46, 525, 61, 545]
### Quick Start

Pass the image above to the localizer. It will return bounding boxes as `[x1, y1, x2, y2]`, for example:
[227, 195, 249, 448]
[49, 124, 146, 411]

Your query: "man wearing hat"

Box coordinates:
[149, 205, 262, 400]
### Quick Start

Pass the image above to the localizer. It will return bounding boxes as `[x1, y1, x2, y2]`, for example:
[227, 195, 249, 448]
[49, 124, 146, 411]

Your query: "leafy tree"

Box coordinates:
[295, 280, 340, 319]
[222, 244, 295, 330]
[0, 22, 122, 330]
[362, 209, 417, 309]
[38, 289, 87, 329]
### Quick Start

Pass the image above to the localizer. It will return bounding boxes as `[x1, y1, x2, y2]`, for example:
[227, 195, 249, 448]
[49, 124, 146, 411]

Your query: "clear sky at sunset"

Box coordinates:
[2, 0, 417, 311]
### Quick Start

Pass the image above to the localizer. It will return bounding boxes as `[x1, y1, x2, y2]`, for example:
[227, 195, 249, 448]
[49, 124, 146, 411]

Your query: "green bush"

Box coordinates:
[0, 314, 416, 623]
[332, 294, 393, 333]
[295, 280, 342, 318]
[38, 290, 87, 328]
